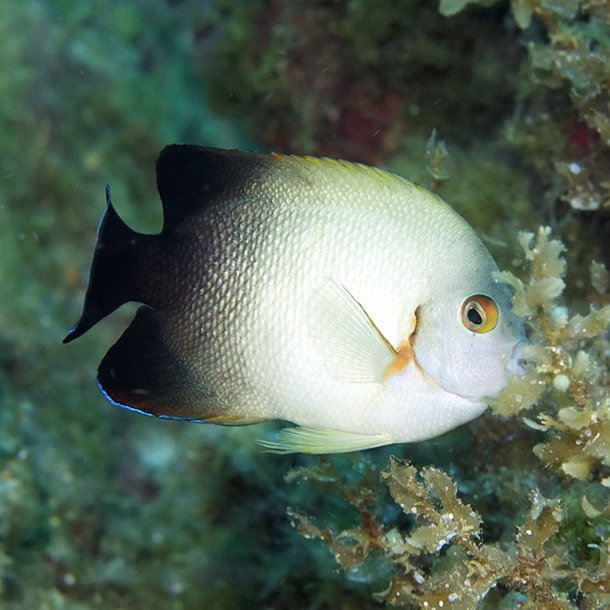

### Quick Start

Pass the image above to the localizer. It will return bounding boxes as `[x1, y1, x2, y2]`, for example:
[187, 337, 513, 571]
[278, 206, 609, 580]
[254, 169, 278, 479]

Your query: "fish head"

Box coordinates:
[411, 273, 526, 402]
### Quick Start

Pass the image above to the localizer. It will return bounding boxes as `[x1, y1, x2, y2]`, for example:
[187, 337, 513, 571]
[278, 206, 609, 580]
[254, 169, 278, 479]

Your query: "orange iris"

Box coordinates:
[460, 295, 499, 333]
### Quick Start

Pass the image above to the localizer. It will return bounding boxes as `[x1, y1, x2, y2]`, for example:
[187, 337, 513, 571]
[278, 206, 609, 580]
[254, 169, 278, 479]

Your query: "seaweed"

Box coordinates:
[441, 0, 610, 215]
[495, 228, 610, 485]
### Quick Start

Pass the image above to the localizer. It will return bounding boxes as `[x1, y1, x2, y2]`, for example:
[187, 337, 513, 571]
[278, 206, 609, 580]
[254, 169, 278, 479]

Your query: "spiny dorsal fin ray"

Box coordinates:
[258, 426, 394, 454]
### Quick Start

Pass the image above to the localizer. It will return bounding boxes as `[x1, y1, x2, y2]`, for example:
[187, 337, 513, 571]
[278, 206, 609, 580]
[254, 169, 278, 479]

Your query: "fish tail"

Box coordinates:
[64, 186, 144, 343]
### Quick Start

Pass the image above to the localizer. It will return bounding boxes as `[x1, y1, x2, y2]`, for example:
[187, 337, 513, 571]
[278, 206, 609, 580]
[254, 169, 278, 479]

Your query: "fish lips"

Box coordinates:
[505, 338, 530, 377]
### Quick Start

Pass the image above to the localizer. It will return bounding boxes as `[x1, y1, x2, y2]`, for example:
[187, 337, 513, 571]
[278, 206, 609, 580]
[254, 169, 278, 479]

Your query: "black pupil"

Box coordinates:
[467, 306, 483, 326]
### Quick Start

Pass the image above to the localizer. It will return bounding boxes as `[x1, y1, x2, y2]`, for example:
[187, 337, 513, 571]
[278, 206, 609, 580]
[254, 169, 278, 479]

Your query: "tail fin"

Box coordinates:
[64, 186, 142, 343]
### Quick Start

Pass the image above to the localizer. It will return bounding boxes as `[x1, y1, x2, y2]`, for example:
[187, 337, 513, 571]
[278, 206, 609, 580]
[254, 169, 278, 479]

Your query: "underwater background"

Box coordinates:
[1, 0, 609, 608]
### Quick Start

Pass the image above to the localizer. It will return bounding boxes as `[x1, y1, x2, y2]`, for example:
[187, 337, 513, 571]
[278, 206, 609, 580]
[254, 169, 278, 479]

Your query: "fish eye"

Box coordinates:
[460, 295, 499, 333]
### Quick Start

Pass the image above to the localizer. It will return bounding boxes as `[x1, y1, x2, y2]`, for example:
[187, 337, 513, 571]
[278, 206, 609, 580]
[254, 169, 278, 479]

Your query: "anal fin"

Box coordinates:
[98, 306, 224, 421]
[258, 426, 393, 454]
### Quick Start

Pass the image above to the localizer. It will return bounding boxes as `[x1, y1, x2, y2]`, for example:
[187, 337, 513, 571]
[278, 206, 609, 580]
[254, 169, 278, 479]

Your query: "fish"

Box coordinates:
[64, 144, 525, 454]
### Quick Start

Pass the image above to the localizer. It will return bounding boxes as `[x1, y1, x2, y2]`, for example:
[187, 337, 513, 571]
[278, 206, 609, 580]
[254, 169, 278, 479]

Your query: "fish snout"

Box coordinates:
[504, 339, 530, 377]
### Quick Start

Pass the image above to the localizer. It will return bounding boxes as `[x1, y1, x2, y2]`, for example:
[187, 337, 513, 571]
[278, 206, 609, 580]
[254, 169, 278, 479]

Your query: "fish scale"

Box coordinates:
[64, 145, 525, 453]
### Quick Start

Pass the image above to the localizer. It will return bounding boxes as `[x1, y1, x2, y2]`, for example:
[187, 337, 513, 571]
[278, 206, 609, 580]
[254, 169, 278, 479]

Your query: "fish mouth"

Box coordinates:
[504, 338, 530, 377]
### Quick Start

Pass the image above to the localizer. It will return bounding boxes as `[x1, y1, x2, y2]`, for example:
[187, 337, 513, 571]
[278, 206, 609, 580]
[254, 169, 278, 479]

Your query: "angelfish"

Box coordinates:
[64, 145, 525, 453]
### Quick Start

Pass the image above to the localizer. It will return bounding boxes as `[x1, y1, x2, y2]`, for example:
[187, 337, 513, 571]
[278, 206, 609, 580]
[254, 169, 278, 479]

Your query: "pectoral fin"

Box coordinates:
[309, 277, 414, 383]
[258, 426, 394, 454]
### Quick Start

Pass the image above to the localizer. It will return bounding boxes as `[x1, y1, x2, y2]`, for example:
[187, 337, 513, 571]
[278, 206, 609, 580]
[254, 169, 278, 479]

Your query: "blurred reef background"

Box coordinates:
[1, 0, 609, 608]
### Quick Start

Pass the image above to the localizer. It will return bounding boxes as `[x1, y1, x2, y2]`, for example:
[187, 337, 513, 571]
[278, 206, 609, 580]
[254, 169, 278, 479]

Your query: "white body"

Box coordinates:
[188, 156, 524, 448]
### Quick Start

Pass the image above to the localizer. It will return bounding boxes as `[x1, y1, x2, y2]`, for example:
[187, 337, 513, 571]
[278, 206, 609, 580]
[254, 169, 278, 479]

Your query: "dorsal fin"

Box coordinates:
[156, 145, 270, 231]
[155, 145, 431, 233]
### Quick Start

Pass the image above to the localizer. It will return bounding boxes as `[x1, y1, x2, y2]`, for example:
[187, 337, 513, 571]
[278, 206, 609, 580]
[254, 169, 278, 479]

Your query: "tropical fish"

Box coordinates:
[64, 144, 525, 453]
